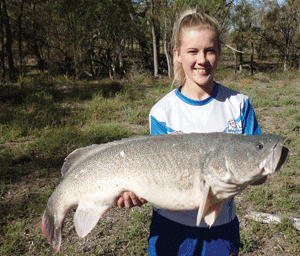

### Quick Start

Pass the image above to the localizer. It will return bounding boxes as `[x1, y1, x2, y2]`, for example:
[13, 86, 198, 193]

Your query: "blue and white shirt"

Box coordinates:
[149, 82, 261, 227]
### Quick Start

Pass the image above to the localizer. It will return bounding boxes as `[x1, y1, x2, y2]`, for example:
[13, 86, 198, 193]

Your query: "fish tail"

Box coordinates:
[41, 206, 62, 253]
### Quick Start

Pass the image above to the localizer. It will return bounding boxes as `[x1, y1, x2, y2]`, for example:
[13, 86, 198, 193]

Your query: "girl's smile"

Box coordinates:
[174, 28, 220, 100]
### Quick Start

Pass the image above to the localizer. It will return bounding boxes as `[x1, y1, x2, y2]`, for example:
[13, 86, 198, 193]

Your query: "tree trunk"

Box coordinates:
[126, 0, 152, 67]
[250, 41, 254, 77]
[18, 1, 24, 76]
[150, 0, 158, 77]
[151, 24, 158, 77]
[283, 55, 287, 72]
[238, 44, 243, 72]
[88, 47, 95, 77]
[0, 2, 6, 80]
[32, 41, 46, 71]
[283, 40, 289, 71]
[2, 0, 15, 81]
[163, 13, 172, 78]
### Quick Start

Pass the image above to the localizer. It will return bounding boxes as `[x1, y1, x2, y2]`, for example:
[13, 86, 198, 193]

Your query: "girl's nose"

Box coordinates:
[197, 52, 206, 65]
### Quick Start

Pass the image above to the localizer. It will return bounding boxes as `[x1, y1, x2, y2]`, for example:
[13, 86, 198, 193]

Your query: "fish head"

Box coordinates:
[204, 134, 289, 199]
[227, 134, 289, 184]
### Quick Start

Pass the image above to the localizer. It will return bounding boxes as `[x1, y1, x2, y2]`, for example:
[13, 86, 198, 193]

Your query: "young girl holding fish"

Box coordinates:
[117, 7, 265, 255]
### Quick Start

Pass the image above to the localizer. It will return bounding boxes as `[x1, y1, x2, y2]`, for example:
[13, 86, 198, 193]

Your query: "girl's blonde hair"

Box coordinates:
[172, 8, 221, 85]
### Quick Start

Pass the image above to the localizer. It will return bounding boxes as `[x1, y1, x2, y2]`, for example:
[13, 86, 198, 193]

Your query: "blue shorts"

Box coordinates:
[148, 210, 240, 256]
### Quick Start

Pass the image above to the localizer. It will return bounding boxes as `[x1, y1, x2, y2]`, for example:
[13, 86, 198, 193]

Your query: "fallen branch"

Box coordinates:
[224, 44, 245, 54]
[245, 212, 300, 231]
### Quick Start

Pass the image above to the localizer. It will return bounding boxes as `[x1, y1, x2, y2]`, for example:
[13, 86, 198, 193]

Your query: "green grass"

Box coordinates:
[0, 69, 299, 255]
[0, 72, 171, 255]
[240, 230, 257, 253]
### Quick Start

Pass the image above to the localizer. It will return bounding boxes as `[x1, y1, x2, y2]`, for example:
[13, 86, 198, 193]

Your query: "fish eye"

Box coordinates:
[256, 143, 263, 150]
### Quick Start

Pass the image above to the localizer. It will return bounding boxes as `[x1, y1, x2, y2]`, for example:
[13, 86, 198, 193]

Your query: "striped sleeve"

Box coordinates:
[150, 115, 175, 135]
[241, 99, 262, 135]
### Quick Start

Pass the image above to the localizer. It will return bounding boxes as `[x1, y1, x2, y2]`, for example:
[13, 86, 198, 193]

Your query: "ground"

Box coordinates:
[1, 74, 299, 255]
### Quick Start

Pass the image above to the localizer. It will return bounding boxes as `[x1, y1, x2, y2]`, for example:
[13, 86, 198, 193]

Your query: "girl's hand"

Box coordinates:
[116, 191, 147, 208]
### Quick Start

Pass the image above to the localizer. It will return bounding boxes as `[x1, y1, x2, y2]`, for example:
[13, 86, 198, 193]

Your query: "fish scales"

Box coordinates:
[102, 136, 198, 186]
[41, 133, 289, 252]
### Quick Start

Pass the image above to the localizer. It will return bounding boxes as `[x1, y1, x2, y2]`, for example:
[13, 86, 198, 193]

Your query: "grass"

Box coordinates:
[0, 69, 299, 255]
[240, 230, 257, 253]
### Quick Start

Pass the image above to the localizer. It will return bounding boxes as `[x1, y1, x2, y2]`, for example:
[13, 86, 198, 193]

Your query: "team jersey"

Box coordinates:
[149, 82, 261, 227]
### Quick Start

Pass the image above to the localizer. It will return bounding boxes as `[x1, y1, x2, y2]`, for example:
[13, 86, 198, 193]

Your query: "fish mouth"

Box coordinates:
[275, 146, 289, 172]
[259, 139, 289, 175]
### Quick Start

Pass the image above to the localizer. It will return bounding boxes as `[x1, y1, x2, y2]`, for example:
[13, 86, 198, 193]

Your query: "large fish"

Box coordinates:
[41, 133, 289, 252]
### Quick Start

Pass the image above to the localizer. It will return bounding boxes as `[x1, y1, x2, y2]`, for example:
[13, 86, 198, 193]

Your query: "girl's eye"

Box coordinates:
[188, 51, 197, 54]
[206, 48, 215, 53]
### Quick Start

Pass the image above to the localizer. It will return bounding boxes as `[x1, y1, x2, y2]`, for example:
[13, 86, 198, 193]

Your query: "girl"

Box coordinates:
[117, 8, 265, 255]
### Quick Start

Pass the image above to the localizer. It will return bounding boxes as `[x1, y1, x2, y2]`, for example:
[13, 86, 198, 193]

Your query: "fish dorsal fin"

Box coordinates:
[61, 136, 152, 177]
[74, 204, 111, 238]
[61, 145, 99, 176]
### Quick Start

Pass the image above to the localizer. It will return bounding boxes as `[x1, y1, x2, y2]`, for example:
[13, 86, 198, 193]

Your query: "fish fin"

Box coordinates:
[196, 184, 211, 226]
[62, 135, 154, 176]
[74, 204, 111, 238]
[61, 145, 99, 176]
[203, 202, 224, 228]
[41, 206, 62, 252]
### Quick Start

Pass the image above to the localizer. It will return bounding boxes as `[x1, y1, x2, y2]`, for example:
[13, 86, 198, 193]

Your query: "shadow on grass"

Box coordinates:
[0, 122, 132, 184]
[0, 79, 123, 105]
[0, 153, 65, 184]
[0, 77, 125, 137]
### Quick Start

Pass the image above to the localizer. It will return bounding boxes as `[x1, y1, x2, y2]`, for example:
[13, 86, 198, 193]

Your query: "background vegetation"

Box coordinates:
[0, 0, 299, 255]
[0, 0, 299, 82]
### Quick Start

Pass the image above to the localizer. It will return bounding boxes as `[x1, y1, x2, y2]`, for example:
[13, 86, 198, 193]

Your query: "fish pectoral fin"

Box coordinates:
[203, 202, 224, 227]
[196, 185, 224, 227]
[74, 204, 111, 238]
[196, 185, 211, 226]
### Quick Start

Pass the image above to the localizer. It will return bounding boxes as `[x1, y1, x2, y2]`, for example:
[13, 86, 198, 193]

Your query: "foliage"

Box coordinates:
[1, 0, 299, 82]
[230, 0, 254, 65]
[260, 0, 300, 70]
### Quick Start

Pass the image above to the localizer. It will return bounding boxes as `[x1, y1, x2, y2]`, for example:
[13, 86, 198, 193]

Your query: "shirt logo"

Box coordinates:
[224, 119, 242, 134]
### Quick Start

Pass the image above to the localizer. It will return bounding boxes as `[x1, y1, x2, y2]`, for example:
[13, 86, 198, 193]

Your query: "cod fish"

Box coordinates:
[41, 133, 289, 252]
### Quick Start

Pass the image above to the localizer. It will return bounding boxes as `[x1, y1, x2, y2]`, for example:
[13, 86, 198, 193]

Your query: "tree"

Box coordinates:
[0, 1, 5, 79]
[1, 0, 15, 80]
[18, 0, 24, 76]
[260, 0, 300, 71]
[150, 0, 159, 77]
[162, 0, 174, 78]
[230, 0, 254, 71]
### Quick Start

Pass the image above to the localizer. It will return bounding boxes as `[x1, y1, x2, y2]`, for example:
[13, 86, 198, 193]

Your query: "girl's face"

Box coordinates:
[175, 28, 220, 90]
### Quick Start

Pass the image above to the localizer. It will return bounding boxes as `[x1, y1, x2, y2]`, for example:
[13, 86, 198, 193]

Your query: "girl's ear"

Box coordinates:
[174, 48, 182, 62]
